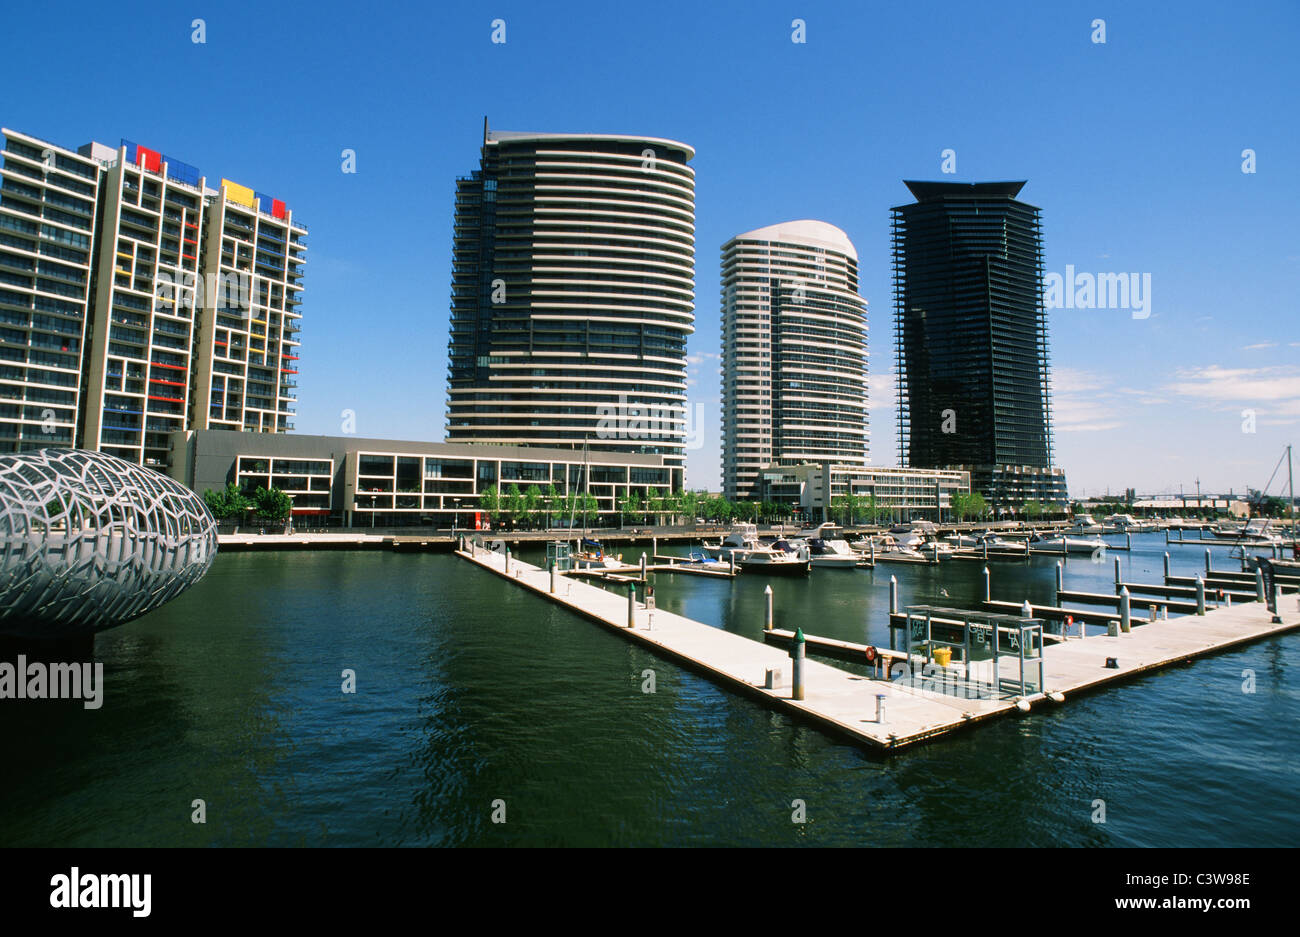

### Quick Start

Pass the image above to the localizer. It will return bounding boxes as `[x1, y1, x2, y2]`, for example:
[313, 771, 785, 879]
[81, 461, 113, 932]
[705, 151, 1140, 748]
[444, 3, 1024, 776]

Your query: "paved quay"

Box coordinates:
[458, 543, 1300, 753]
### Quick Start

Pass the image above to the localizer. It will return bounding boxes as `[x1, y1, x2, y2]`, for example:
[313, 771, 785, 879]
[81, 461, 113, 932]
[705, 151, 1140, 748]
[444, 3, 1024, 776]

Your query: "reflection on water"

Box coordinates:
[1, 535, 1294, 846]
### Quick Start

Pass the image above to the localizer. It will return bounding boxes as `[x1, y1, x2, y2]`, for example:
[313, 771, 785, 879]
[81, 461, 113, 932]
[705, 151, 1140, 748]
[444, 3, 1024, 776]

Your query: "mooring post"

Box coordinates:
[791, 628, 806, 701]
[764, 584, 774, 631]
[505, 548, 511, 573]
[1055, 561, 1063, 604]
[1196, 577, 1206, 615]
[983, 538, 989, 561]
[1205, 548, 1212, 575]
[1163, 552, 1171, 580]
[1273, 585, 1284, 624]
[983, 566, 990, 604]
[652, 536, 657, 559]
[1256, 566, 1266, 602]
[1126, 532, 1132, 552]
[729, 552, 736, 576]
[890, 575, 898, 615]
[1114, 556, 1121, 588]
[640, 552, 647, 582]
[1148, 603, 1156, 623]
[1120, 588, 1131, 632]
[1108, 620, 1120, 637]
[869, 537, 876, 565]
[875, 693, 886, 724]
[549, 560, 556, 594]
[627, 582, 636, 627]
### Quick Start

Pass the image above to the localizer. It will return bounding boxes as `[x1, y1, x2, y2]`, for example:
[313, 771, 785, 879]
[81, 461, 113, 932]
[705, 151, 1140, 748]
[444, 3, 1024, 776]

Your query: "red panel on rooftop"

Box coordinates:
[272, 199, 286, 219]
[137, 146, 162, 173]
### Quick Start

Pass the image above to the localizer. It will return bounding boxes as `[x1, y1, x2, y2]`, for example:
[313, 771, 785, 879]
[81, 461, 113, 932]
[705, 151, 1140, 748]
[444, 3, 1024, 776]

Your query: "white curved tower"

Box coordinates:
[446, 125, 695, 486]
[720, 220, 867, 501]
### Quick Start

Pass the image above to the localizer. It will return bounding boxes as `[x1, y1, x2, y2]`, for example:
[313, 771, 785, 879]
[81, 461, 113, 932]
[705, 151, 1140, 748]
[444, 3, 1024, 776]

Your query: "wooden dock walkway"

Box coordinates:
[457, 545, 1300, 753]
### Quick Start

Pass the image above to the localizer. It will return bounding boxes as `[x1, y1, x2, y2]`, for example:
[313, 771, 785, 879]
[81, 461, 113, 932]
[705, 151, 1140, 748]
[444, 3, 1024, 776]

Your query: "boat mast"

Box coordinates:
[1290, 444, 1295, 549]
[581, 434, 590, 541]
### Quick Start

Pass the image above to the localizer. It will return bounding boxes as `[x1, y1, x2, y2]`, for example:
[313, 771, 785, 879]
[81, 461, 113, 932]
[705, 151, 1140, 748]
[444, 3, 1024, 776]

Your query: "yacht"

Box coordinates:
[737, 539, 811, 575]
[1028, 531, 1107, 554]
[1102, 513, 1154, 532]
[702, 523, 760, 558]
[807, 537, 862, 568]
[1068, 513, 1105, 534]
[573, 538, 624, 569]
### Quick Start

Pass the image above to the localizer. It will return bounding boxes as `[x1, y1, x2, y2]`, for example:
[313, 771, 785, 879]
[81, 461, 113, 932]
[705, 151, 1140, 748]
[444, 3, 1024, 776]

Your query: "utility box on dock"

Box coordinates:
[546, 541, 573, 573]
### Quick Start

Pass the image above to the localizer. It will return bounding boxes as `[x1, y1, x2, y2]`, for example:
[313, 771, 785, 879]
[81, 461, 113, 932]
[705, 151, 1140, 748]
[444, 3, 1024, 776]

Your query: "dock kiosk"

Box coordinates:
[898, 605, 1044, 700]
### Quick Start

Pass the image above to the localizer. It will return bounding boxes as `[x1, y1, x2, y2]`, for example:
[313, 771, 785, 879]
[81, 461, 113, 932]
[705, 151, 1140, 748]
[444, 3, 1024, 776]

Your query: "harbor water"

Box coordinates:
[3, 533, 1296, 846]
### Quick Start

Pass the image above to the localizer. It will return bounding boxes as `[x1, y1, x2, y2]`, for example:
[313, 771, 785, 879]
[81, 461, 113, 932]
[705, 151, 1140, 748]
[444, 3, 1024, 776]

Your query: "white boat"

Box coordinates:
[702, 523, 760, 558]
[807, 537, 862, 568]
[573, 538, 624, 569]
[1068, 513, 1105, 534]
[1028, 531, 1107, 554]
[1102, 513, 1154, 532]
[737, 539, 810, 575]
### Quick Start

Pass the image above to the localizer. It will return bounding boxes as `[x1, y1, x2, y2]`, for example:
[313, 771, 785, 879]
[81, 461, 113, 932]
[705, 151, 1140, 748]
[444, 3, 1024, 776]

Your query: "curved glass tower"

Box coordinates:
[720, 220, 868, 501]
[446, 124, 695, 485]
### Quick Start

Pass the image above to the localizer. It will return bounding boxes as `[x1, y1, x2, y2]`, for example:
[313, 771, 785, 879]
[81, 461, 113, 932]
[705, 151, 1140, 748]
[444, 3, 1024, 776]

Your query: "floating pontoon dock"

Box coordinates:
[457, 544, 1300, 752]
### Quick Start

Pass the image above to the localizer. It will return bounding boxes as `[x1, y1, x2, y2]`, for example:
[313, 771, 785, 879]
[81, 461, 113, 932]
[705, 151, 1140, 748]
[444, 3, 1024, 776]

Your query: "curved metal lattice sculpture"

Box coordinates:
[0, 449, 218, 639]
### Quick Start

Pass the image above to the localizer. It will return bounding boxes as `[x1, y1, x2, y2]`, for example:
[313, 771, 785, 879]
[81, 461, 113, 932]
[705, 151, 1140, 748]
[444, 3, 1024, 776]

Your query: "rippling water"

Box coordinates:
[2, 533, 1296, 846]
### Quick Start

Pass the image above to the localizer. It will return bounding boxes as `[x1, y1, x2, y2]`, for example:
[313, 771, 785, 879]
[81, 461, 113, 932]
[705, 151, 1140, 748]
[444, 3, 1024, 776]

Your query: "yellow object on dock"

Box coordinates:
[933, 647, 952, 667]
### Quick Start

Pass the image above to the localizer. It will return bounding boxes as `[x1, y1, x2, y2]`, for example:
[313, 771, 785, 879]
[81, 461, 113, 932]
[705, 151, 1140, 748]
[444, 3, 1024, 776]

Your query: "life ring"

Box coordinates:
[865, 645, 878, 663]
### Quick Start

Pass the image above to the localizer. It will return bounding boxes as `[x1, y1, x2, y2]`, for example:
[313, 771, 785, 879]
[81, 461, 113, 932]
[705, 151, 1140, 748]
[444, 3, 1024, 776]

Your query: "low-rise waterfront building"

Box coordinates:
[168, 429, 674, 527]
[752, 462, 970, 523]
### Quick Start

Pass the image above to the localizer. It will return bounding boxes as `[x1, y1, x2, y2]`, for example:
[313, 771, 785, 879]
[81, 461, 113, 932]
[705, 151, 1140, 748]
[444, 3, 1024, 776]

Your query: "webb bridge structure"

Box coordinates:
[0, 449, 217, 640]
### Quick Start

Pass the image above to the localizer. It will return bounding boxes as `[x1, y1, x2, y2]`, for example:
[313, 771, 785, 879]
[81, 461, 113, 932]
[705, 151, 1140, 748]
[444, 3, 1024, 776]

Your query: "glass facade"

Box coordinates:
[891, 181, 1068, 506]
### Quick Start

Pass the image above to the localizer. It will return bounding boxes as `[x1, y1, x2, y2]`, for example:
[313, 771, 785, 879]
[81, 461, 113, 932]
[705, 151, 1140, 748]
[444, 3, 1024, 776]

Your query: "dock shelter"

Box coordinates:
[896, 605, 1044, 700]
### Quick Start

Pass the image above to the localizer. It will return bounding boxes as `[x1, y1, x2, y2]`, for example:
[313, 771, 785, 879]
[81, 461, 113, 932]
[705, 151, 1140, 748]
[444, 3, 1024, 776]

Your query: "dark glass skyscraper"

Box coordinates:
[891, 181, 1067, 508]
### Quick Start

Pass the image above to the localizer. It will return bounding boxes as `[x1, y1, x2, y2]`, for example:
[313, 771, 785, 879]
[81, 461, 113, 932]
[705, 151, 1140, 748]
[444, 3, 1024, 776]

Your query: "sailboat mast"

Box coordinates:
[1289, 444, 1295, 548]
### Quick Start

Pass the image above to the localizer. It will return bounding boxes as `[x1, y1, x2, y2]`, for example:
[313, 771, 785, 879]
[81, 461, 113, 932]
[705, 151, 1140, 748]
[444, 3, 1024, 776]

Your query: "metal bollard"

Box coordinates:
[1273, 585, 1283, 624]
[1163, 552, 1170, 580]
[1120, 588, 1131, 632]
[791, 628, 806, 701]
[1148, 604, 1156, 623]
[875, 693, 886, 724]
[983, 566, 990, 604]
[1055, 561, 1063, 603]
[1114, 556, 1121, 586]
[1256, 567, 1266, 602]
[1196, 577, 1206, 615]
[1205, 549, 1212, 575]
[627, 583, 636, 627]
[890, 575, 898, 615]
[505, 548, 511, 573]
[1108, 620, 1120, 637]
[640, 552, 647, 581]
[550, 560, 556, 594]
[764, 584, 774, 631]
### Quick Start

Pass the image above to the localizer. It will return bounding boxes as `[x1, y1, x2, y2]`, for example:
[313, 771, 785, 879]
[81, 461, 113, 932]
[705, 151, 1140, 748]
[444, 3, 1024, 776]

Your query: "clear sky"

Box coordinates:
[4, 0, 1297, 498]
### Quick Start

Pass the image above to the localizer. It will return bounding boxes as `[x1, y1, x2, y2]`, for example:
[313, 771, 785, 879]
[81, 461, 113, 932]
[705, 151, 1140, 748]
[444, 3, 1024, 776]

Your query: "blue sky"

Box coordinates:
[4, 0, 1297, 497]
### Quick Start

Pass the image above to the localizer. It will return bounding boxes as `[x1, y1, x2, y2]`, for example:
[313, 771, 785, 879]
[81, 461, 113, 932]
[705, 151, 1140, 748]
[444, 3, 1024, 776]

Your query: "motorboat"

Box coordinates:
[737, 539, 811, 575]
[807, 537, 862, 568]
[1027, 531, 1107, 554]
[1068, 513, 1105, 534]
[702, 523, 760, 558]
[1102, 513, 1154, 532]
